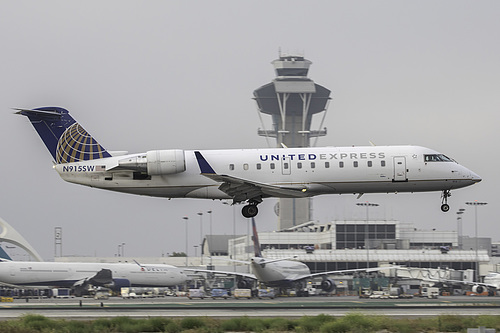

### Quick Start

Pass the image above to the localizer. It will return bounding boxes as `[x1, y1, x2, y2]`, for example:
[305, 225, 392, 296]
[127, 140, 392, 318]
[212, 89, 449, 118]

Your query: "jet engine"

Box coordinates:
[118, 150, 186, 175]
[472, 285, 485, 294]
[320, 278, 336, 293]
[109, 278, 132, 291]
[237, 279, 252, 289]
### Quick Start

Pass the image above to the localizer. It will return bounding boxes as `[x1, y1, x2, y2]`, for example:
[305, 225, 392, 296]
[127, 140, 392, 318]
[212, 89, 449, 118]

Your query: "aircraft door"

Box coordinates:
[393, 156, 407, 182]
[281, 156, 291, 175]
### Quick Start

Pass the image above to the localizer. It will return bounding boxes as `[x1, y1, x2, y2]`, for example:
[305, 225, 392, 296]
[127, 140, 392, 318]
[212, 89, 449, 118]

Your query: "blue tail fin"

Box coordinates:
[16, 107, 111, 164]
[0, 245, 12, 261]
[251, 217, 263, 258]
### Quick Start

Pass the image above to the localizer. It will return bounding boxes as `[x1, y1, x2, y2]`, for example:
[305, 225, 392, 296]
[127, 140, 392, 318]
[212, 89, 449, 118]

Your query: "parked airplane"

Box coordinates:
[396, 267, 500, 296]
[0, 258, 188, 296]
[16, 107, 481, 218]
[188, 218, 396, 295]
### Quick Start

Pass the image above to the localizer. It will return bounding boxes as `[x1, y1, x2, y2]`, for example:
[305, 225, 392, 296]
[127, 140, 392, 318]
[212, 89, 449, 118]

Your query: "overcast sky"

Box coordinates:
[0, 1, 498, 261]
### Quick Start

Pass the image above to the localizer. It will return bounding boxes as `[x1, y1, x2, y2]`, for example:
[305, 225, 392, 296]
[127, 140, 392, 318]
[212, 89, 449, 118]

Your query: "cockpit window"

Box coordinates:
[424, 154, 454, 162]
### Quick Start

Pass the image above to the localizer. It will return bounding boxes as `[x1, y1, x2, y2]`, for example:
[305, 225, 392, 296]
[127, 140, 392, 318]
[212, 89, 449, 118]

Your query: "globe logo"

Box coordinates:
[56, 123, 108, 164]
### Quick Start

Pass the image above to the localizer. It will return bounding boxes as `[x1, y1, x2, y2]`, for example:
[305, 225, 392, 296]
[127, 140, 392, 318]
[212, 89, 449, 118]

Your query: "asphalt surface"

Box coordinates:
[1, 295, 500, 319]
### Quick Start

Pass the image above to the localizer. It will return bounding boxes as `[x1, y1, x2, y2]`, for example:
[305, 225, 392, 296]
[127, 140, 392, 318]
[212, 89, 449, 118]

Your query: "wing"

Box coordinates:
[194, 151, 309, 203]
[74, 268, 113, 287]
[290, 266, 399, 282]
[185, 268, 256, 280]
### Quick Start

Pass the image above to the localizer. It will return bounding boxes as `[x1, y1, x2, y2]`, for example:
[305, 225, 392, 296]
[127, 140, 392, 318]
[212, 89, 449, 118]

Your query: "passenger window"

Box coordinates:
[311, 162, 316, 169]
[367, 161, 372, 167]
[256, 163, 261, 170]
[339, 161, 344, 168]
[229, 164, 234, 171]
[297, 162, 302, 169]
[284, 162, 289, 169]
[353, 161, 358, 167]
[243, 163, 249, 170]
[381, 160, 386, 167]
[270, 163, 275, 170]
[325, 162, 330, 168]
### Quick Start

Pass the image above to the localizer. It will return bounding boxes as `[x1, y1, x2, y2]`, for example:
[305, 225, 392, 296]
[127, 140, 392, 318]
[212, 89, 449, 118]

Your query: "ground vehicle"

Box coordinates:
[211, 289, 229, 299]
[258, 288, 275, 299]
[420, 287, 439, 299]
[188, 289, 205, 299]
[234, 289, 252, 299]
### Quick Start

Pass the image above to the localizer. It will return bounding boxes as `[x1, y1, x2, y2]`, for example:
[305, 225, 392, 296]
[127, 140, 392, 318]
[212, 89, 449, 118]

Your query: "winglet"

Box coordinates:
[195, 151, 216, 174]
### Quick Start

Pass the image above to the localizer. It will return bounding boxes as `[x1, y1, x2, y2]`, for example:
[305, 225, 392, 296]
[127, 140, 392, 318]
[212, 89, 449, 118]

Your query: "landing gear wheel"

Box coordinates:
[440, 190, 451, 213]
[242, 205, 259, 218]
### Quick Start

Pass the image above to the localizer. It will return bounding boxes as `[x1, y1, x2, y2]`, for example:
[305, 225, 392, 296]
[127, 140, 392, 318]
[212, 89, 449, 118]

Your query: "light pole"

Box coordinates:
[456, 209, 465, 250]
[121, 242, 125, 257]
[356, 202, 379, 269]
[465, 201, 488, 282]
[183, 216, 189, 267]
[198, 212, 203, 265]
[207, 210, 213, 267]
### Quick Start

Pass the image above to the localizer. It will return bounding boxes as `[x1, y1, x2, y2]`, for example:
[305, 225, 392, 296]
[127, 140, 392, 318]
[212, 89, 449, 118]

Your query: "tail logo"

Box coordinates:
[56, 123, 109, 163]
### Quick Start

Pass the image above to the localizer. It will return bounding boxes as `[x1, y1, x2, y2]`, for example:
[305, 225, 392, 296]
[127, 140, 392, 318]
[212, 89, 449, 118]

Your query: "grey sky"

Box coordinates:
[0, 1, 497, 260]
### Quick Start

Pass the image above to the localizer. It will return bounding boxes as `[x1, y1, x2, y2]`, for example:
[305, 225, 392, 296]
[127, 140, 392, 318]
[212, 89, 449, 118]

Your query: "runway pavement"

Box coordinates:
[0, 296, 499, 320]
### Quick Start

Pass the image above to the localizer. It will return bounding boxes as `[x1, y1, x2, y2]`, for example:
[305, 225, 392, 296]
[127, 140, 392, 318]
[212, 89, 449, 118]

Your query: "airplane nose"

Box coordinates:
[470, 171, 482, 183]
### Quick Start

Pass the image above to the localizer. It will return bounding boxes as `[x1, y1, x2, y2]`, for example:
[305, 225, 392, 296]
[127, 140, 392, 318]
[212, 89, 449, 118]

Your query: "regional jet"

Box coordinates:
[0, 258, 188, 296]
[188, 218, 396, 295]
[16, 107, 481, 218]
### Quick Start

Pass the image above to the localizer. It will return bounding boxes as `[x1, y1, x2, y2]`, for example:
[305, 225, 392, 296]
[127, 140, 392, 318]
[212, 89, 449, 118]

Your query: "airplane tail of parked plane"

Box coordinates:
[15, 107, 111, 164]
[0, 246, 12, 261]
[251, 217, 263, 258]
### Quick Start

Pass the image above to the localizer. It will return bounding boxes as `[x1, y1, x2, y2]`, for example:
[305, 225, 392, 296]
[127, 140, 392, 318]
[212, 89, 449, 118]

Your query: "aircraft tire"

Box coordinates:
[242, 205, 258, 218]
[441, 204, 450, 212]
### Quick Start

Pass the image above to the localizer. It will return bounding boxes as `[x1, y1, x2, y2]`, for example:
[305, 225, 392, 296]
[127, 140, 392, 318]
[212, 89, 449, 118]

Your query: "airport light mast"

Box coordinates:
[253, 53, 331, 229]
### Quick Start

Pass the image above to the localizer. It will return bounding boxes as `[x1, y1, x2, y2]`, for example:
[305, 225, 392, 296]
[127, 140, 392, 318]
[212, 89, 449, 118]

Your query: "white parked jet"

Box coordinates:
[188, 217, 396, 295]
[16, 107, 481, 217]
[0, 259, 188, 296]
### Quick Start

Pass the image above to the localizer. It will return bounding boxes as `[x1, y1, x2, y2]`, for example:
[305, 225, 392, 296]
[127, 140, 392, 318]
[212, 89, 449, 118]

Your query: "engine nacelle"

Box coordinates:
[472, 285, 485, 294]
[320, 278, 336, 293]
[118, 150, 186, 175]
[237, 279, 252, 289]
[109, 278, 132, 291]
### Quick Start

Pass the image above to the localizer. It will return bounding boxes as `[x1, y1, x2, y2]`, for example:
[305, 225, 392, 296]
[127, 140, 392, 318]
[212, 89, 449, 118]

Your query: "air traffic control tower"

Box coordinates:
[253, 54, 331, 229]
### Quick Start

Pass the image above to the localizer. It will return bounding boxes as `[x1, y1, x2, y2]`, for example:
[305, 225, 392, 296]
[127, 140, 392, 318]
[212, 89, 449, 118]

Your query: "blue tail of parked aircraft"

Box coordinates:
[0, 245, 12, 261]
[15, 107, 111, 164]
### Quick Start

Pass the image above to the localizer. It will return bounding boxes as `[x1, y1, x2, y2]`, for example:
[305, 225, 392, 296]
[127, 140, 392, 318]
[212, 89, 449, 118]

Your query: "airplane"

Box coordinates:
[0, 257, 189, 296]
[15, 107, 482, 218]
[187, 217, 397, 295]
[396, 267, 500, 296]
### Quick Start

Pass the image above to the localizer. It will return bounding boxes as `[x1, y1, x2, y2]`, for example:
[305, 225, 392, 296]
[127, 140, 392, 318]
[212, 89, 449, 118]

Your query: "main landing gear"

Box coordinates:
[241, 199, 261, 218]
[441, 190, 451, 212]
[242, 203, 259, 218]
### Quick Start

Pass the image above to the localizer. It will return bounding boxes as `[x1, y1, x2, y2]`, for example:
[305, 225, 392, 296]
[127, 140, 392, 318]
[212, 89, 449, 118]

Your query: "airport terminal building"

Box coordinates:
[222, 220, 491, 275]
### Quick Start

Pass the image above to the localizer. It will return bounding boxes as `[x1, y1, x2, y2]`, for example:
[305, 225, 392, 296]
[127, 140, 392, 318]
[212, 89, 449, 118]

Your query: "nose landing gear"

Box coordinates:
[441, 190, 451, 212]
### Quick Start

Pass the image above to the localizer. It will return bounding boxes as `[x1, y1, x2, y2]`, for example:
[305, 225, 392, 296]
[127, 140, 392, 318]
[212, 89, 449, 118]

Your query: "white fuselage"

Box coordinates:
[250, 258, 310, 285]
[483, 273, 500, 289]
[54, 145, 481, 200]
[0, 261, 187, 287]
